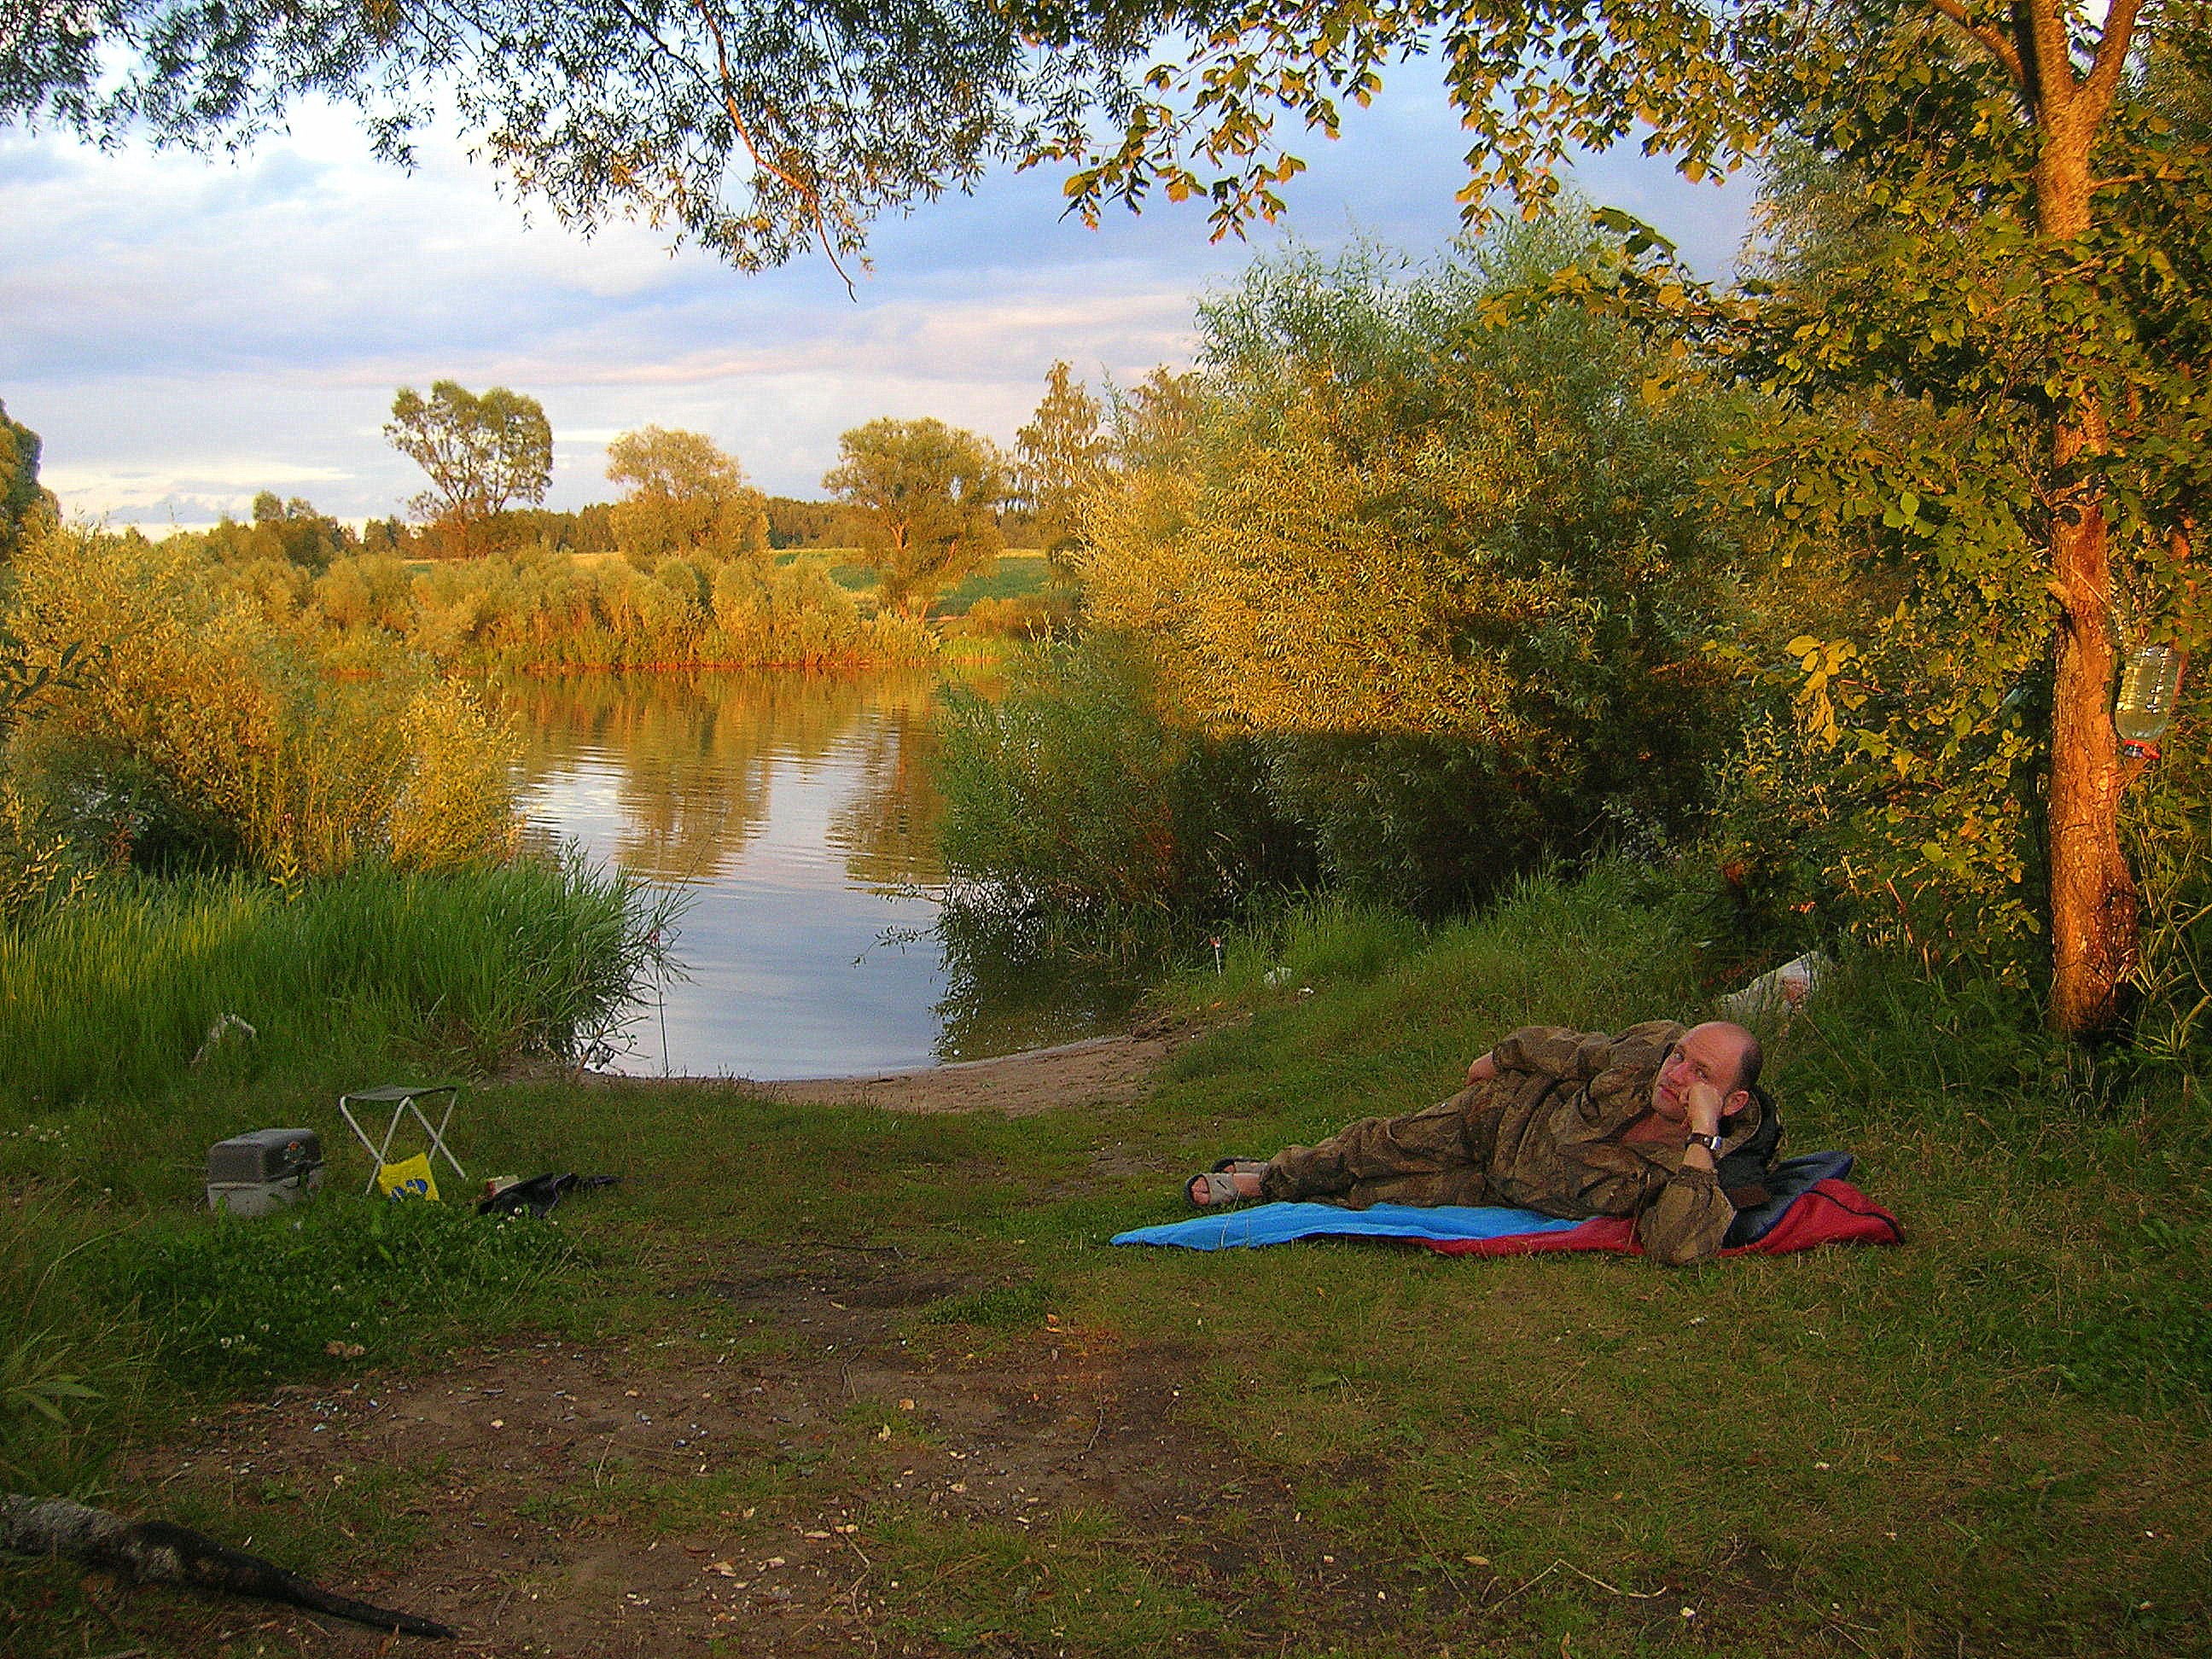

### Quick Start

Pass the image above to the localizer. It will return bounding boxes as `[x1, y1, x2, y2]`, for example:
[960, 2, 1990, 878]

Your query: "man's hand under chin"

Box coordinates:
[1679, 1080, 1727, 1173]
[1684, 1080, 1727, 1138]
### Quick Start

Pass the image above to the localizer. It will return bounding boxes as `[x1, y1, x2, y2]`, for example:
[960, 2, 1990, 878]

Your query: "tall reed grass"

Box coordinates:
[0, 855, 677, 1116]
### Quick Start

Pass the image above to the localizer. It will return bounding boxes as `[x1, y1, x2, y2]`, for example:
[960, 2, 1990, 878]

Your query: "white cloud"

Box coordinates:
[44, 457, 350, 498]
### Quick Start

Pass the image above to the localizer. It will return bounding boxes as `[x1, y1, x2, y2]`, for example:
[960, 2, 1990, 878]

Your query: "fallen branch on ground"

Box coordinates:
[0, 1492, 455, 1639]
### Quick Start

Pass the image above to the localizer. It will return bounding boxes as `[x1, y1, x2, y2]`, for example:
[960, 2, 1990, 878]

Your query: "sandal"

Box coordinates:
[1210, 1156, 1268, 1176]
[1185, 1168, 1261, 1209]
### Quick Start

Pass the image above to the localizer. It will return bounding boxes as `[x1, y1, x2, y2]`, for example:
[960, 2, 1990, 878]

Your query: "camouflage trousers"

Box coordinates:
[1258, 1086, 1515, 1211]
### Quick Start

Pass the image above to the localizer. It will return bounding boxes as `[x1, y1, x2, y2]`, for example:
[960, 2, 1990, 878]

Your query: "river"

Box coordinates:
[495, 668, 1136, 1080]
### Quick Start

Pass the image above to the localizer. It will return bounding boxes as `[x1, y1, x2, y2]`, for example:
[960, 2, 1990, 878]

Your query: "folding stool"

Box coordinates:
[336, 1084, 468, 1196]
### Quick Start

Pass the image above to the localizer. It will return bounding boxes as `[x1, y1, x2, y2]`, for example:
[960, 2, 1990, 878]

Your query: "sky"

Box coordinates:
[0, 59, 1753, 529]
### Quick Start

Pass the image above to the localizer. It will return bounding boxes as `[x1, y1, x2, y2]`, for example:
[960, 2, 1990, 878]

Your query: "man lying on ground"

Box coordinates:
[1185, 1020, 1781, 1266]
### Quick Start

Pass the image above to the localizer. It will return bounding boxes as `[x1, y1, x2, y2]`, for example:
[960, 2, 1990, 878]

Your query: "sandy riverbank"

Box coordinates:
[585, 1009, 1220, 1115]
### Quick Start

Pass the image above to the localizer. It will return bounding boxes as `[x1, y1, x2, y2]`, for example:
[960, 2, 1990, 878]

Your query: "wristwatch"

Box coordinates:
[1686, 1130, 1725, 1154]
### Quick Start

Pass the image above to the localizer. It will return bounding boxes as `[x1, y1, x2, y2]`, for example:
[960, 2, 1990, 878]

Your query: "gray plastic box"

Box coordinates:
[207, 1127, 323, 1217]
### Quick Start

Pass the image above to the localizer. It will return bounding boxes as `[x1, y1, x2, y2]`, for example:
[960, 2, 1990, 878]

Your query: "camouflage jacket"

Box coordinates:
[1476, 1021, 1779, 1266]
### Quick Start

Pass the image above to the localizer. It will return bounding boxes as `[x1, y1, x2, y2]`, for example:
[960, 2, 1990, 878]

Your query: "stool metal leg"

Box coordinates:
[406, 1092, 469, 1185]
[337, 1103, 388, 1195]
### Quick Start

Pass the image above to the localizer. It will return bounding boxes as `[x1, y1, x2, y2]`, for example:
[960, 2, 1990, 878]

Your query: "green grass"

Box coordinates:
[936, 553, 1053, 614]
[2, 864, 2206, 1655]
[96, 1197, 578, 1389]
[435, 911, 2200, 1656]
[0, 855, 672, 1126]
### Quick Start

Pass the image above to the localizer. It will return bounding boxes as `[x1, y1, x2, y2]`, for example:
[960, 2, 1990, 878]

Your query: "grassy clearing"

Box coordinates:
[2, 864, 2205, 1655]
[790, 549, 1052, 615]
[936, 554, 1053, 614]
[0, 853, 670, 1517]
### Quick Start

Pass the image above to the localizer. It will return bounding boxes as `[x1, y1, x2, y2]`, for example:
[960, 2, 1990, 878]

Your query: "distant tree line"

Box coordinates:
[350, 497, 1039, 560]
[0, 385, 1044, 588]
[370, 384, 1039, 568]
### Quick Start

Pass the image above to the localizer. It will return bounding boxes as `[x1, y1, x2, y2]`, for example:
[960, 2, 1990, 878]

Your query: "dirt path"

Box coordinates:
[107, 1246, 1307, 1658]
[590, 1010, 1218, 1117]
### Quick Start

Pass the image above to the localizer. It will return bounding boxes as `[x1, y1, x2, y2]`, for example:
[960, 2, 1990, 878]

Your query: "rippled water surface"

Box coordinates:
[498, 669, 1132, 1079]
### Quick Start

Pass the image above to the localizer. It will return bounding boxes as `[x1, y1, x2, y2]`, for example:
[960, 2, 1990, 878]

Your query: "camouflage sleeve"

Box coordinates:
[1490, 1027, 1613, 1081]
[1580, 1021, 1685, 1108]
[1614, 1019, 1687, 1053]
[1634, 1166, 1734, 1266]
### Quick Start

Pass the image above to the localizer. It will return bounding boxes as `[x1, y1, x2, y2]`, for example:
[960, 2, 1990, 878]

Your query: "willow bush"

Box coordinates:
[4, 528, 516, 880]
[945, 217, 1748, 923]
[935, 636, 1309, 922]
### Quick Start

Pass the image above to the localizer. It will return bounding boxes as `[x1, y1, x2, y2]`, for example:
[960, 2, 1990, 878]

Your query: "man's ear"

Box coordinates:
[1720, 1088, 1751, 1119]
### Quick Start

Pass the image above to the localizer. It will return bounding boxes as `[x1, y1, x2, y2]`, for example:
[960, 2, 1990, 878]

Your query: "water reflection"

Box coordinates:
[498, 669, 1132, 1079]
[503, 670, 940, 885]
[824, 688, 947, 896]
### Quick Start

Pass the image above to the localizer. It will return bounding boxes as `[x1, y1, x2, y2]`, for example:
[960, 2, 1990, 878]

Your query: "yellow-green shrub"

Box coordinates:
[390, 680, 521, 869]
[5, 527, 515, 876]
[311, 551, 414, 632]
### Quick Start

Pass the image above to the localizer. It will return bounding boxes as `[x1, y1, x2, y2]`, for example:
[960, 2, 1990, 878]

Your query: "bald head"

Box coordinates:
[1687, 1020, 1762, 1096]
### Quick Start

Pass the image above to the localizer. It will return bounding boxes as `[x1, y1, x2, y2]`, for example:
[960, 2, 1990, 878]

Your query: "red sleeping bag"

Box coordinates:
[1423, 1178, 1905, 1259]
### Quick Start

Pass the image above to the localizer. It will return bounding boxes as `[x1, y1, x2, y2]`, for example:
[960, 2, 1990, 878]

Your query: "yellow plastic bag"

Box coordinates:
[375, 1153, 439, 1202]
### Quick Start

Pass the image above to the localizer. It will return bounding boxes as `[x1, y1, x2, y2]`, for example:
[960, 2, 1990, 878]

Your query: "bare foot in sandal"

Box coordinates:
[1185, 1167, 1265, 1208]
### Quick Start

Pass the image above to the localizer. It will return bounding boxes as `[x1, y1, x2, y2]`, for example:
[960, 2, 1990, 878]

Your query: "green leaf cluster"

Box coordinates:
[1653, 18, 2212, 981]
[1072, 216, 1747, 905]
[0, 0, 1115, 273]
